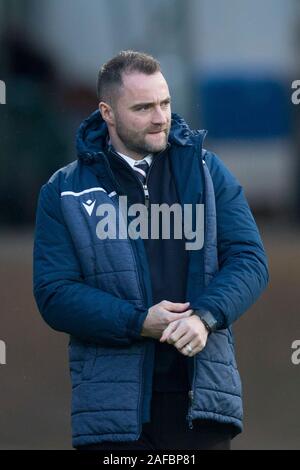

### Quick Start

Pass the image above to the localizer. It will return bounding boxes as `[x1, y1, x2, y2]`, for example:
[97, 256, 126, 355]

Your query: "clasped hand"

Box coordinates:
[141, 300, 209, 357]
[160, 313, 209, 357]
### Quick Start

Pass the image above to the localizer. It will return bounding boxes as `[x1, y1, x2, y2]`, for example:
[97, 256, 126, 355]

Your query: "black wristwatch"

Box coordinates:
[194, 310, 218, 334]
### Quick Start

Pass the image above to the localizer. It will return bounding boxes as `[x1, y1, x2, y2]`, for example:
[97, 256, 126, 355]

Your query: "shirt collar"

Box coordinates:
[116, 151, 153, 169]
[106, 137, 153, 169]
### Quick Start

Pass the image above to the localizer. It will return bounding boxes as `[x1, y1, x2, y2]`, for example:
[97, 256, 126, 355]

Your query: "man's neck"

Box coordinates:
[108, 137, 145, 161]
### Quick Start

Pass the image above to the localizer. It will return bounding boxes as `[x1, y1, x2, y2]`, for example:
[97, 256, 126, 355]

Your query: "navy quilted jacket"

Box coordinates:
[33, 111, 269, 447]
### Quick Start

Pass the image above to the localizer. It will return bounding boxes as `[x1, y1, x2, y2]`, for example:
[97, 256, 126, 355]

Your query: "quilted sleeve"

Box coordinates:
[33, 182, 148, 345]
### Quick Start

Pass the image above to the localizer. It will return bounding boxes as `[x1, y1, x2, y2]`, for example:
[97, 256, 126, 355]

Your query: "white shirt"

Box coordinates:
[117, 151, 153, 169]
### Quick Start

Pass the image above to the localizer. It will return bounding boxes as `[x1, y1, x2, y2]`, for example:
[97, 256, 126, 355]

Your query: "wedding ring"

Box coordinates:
[186, 344, 193, 353]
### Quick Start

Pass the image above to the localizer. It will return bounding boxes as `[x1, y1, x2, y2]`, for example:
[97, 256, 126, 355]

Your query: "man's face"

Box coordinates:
[111, 71, 171, 156]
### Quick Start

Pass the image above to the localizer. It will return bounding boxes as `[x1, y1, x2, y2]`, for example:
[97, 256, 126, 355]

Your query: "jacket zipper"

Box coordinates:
[142, 153, 161, 208]
[108, 146, 168, 208]
[143, 145, 169, 207]
[187, 355, 197, 429]
[137, 344, 146, 439]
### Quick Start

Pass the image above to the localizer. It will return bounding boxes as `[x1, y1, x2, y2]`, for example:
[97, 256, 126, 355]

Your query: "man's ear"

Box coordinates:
[99, 101, 115, 126]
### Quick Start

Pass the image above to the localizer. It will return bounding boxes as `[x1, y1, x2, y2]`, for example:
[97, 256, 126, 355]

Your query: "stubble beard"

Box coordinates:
[114, 116, 170, 156]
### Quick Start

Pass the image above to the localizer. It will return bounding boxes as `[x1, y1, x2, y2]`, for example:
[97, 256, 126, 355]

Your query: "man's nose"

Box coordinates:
[151, 106, 167, 125]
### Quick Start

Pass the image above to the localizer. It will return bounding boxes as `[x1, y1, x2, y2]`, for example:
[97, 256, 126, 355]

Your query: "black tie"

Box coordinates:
[133, 160, 150, 185]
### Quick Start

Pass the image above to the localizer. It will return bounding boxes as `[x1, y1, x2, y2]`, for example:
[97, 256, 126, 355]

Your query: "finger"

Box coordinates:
[180, 340, 205, 357]
[174, 333, 194, 350]
[160, 321, 179, 342]
[179, 344, 200, 357]
[163, 301, 190, 312]
[165, 312, 193, 342]
[179, 308, 194, 316]
[165, 315, 192, 345]
[168, 327, 186, 345]
[160, 322, 178, 342]
[167, 309, 194, 322]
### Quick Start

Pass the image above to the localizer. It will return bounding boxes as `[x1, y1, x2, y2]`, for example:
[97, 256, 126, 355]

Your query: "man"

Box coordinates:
[33, 51, 269, 450]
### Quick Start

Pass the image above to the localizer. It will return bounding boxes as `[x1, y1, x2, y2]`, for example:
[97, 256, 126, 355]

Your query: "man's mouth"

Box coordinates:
[148, 129, 166, 134]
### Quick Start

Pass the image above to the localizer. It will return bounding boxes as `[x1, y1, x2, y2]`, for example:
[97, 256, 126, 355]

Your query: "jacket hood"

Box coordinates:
[76, 109, 207, 164]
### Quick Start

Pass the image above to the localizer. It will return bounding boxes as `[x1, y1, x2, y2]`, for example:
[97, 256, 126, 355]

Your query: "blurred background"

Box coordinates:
[0, 0, 299, 449]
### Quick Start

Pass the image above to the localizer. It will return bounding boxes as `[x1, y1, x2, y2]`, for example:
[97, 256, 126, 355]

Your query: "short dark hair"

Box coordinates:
[97, 50, 161, 104]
